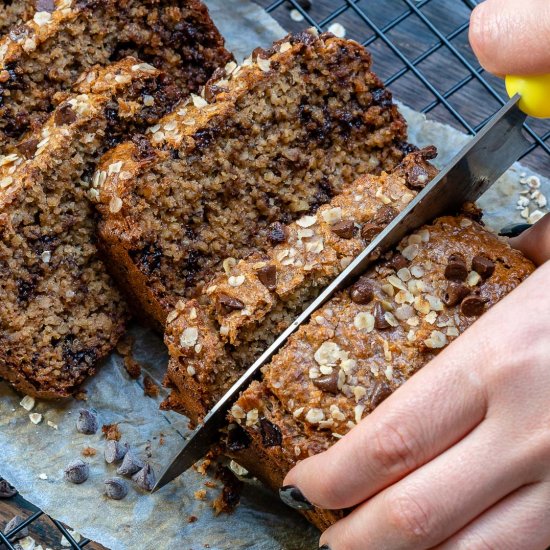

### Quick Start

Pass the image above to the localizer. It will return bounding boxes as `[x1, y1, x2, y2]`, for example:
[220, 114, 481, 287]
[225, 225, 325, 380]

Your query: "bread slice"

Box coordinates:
[0, 1, 35, 34]
[95, 30, 410, 328]
[0, 0, 232, 148]
[0, 58, 180, 399]
[162, 148, 437, 422]
[227, 215, 535, 531]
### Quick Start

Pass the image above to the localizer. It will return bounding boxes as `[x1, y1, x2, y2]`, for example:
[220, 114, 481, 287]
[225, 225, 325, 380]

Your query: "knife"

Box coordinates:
[153, 93, 529, 492]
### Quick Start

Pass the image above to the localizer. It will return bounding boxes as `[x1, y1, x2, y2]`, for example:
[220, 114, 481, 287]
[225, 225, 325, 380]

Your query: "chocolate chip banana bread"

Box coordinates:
[0, 0, 231, 148]
[0, 1, 35, 34]
[226, 215, 535, 531]
[162, 148, 437, 422]
[0, 58, 180, 399]
[95, 30, 409, 328]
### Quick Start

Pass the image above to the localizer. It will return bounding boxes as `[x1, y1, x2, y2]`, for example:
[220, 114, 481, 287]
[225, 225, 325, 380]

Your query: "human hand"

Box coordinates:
[282, 213, 550, 549]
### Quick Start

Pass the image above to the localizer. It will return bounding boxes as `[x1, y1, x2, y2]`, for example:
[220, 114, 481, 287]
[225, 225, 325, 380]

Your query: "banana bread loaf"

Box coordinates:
[0, 0, 231, 148]
[227, 215, 535, 531]
[0, 1, 35, 34]
[0, 58, 180, 399]
[95, 30, 410, 328]
[162, 148, 437, 422]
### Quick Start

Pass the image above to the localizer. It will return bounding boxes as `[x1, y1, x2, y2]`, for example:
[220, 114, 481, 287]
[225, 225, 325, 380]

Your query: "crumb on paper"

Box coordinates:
[143, 375, 159, 398]
[204, 481, 217, 489]
[187, 515, 198, 523]
[195, 458, 211, 476]
[102, 423, 121, 441]
[123, 356, 142, 379]
[74, 390, 88, 401]
[194, 489, 207, 501]
[38, 473, 48, 480]
[212, 465, 243, 516]
[116, 333, 134, 356]
[81, 447, 97, 457]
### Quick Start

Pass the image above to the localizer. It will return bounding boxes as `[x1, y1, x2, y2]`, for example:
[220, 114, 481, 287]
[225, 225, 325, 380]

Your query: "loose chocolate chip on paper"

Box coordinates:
[64, 459, 89, 484]
[104, 478, 128, 500]
[76, 408, 98, 435]
[0, 478, 17, 498]
[104, 440, 128, 464]
[132, 463, 156, 491]
[117, 450, 144, 477]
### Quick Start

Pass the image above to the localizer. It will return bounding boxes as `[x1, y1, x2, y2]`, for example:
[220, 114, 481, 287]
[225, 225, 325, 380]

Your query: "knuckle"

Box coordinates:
[386, 492, 434, 542]
[368, 420, 420, 477]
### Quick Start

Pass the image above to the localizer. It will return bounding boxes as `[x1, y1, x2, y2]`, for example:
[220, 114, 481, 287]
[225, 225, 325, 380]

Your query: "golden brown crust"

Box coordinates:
[95, 31, 409, 329]
[0, 58, 177, 398]
[228, 216, 535, 530]
[163, 149, 437, 422]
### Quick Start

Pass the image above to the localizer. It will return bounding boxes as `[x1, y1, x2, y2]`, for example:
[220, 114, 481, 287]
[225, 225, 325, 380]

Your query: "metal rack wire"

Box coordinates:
[1, 1, 548, 549]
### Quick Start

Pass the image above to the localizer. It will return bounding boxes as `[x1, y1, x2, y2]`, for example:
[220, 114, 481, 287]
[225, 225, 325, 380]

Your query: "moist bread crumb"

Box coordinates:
[227, 215, 535, 531]
[95, 30, 410, 328]
[0, 58, 179, 398]
[0, 0, 232, 149]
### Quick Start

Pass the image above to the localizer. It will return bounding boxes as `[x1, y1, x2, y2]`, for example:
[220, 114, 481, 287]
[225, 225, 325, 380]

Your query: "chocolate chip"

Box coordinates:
[350, 277, 374, 305]
[374, 302, 390, 329]
[132, 463, 156, 491]
[17, 137, 39, 158]
[443, 282, 470, 307]
[117, 450, 145, 477]
[257, 264, 277, 292]
[104, 478, 128, 500]
[373, 205, 398, 225]
[460, 295, 486, 317]
[0, 478, 17, 498]
[267, 222, 287, 245]
[218, 294, 245, 314]
[312, 370, 339, 394]
[4, 516, 28, 540]
[360, 222, 383, 242]
[371, 381, 392, 407]
[54, 104, 77, 126]
[259, 418, 283, 447]
[76, 408, 98, 434]
[64, 459, 89, 484]
[388, 253, 409, 271]
[404, 164, 430, 189]
[472, 254, 495, 279]
[444, 253, 468, 281]
[331, 219, 355, 239]
[36, 0, 56, 12]
[226, 424, 252, 452]
[104, 440, 128, 464]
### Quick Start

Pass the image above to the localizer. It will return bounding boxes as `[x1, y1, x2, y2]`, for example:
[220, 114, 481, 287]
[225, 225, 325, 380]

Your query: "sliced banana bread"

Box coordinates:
[0, 58, 180, 398]
[162, 148, 437, 422]
[95, 31, 410, 328]
[0, 1, 35, 34]
[0, 0, 232, 148]
[227, 215, 535, 531]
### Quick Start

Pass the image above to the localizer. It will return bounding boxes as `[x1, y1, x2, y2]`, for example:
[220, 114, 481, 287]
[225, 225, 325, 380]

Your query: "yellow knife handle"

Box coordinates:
[505, 74, 550, 119]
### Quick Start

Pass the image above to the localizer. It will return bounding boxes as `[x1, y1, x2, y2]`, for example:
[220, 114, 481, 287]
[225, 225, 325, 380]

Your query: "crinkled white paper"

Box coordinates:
[0, 2, 548, 550]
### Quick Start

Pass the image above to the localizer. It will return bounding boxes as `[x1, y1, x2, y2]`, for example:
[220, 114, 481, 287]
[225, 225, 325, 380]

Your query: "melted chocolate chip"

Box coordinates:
[374, 302, 390, 329]
[371, 380, 392, 407]
[460, 295, 486, 317]
[371, 88, 393, 108]
[259, 418, 282, 447]
[388, 253, 409, 271]
[404, 163, 430, 189]
[331, 219, 355, 239]
[17, 137, 39, 158]
[226, 424, 251, 452]
[218, 294, 245, 314]
[350, 277, 374, 305]
[361, 222, 382, 243]
[443, 282, 470, 307]
[472, 254, 495, 279]
[257, 264, 276, 292]
[312, 370, 339, 394]
[267, 222, 287, 245]
[444, 253, 468, 281]
[373, 205, 398, 226]
[131, 134, 156, 162]
[54, 104, 77, 126]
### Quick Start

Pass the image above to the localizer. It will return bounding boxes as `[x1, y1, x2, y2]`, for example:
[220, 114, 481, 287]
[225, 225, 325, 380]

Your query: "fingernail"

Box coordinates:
[499, 223, 532, 237]
[279, 485, 313, 510]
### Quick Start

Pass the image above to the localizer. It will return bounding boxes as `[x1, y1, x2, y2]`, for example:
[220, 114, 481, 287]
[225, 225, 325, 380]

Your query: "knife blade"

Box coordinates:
[153, 94, 528, 492]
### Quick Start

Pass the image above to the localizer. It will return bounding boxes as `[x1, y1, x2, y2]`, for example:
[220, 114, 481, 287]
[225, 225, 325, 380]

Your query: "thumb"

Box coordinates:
[510, 213, 550, 266]
[469, 0, 550, 76]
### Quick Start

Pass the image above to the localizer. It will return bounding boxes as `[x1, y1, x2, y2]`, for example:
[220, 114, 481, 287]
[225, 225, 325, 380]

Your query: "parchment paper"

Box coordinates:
[0, 2, 548, 550]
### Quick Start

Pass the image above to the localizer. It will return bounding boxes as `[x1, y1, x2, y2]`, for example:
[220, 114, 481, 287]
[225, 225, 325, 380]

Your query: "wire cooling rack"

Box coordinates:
[1, 1, 549, 549]
[256, 0, 550, 175]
